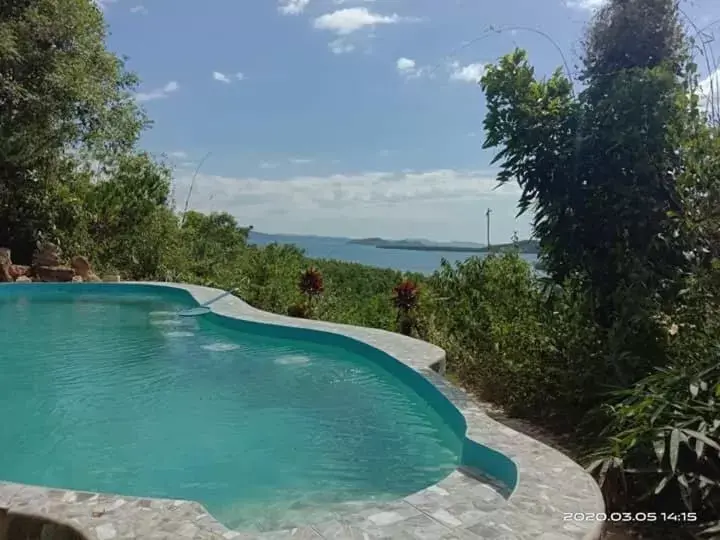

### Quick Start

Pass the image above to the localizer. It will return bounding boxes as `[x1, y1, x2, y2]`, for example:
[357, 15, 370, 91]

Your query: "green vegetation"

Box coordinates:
[2, 0, 720, 537]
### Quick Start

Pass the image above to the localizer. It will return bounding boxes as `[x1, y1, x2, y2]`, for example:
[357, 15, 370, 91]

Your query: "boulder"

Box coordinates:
[70, 256, 101, 282]
[33, 266, 75, 282]
[72, 275, 83, 283]
[0, 248, 11, 282]
[33, 241, 62, 267]
[103, 274, 121, 282]
[15, 276, 32, 283]
[9, 264, 30, 279]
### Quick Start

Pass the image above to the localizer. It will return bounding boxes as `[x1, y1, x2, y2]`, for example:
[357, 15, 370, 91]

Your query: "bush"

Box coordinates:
[418, 253, 552, 416]
[586, 268, 720, 531]
[589, 359, 720, 531]
[392, 279, 420, 336]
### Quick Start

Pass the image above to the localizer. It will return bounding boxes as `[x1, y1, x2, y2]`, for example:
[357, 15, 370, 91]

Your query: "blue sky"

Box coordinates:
[98, 0, 720, 242]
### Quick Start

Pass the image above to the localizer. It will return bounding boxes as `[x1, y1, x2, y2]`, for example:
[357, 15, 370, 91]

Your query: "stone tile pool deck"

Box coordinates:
[0, 282, 605, 540]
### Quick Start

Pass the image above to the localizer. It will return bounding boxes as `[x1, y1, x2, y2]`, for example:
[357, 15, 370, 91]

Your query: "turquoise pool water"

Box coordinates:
[0, 285, 463, 530]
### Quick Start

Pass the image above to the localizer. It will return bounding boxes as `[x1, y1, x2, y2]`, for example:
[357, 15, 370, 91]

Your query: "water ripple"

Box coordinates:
[0, 294, 462, 531]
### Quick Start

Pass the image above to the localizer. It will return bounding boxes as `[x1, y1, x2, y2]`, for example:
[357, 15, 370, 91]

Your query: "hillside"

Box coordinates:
[348, 237, 486, 251]
[349, 237, 539, 254]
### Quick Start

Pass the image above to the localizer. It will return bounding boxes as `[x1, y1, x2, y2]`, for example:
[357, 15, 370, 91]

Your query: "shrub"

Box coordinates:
[589, 359, 720, 531]
[298, 267, 324, 316]
[392, 279, 419, 335]
[299, 267, 324, 297]
[419, 253, 552, 416]
[287, 303, 310, 319]
[586, 268, 720, 531]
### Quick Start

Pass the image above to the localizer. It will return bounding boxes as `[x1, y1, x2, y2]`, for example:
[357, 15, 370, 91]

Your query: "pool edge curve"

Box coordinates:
[0, 282, 605, 540]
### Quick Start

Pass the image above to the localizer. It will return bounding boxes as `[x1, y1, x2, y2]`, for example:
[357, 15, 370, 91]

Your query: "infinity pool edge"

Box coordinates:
[0, 282, 605, 540]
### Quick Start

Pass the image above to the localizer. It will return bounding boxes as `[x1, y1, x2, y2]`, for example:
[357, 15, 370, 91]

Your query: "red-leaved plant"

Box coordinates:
[297, 267, 324, 317]
[392, 279, 419, 335]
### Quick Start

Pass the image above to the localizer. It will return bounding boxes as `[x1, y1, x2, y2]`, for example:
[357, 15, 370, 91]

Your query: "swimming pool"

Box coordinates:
[0, 284, 464, 531]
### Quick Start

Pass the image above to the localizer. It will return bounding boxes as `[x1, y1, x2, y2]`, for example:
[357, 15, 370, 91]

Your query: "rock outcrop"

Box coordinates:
[0, 248, 11, 282]
[33, 266, 75, 282]
[0, 243, 110, 283]
[71, 256, 101, 282]
[32, 241, 62, 267]
[9, 265, 30, 279]
[31, 242, 74, 282]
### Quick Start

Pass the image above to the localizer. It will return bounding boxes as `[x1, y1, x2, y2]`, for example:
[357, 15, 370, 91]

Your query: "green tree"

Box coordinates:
[0, 0, 147, 262]
[83, 153, 176, 279]
[479, 0, 720, 526]
[480, 0, 699, 375]
[178, 211, 252, 285]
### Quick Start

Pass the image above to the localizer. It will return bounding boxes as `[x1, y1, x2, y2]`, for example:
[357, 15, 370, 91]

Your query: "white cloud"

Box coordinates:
[212, 71, 231, 84]
[329, 39, 356, 54]
[213, 71, 245, 83]
[396, 57, 416, 73]
[449, 62, 486, 84]
[259, 161, 279, 169]
[313, 8, 403, 35]
[396, 57, 432, 79]
[135, 81, 179, 102]
[290, 158, 313, 164]
[396, 57, 423, 79]
[565, 0, 606, 10]
[279, 0, 310, 15]
[169, 151, 188, 159]
[129, 5, 147, 14]
[171, 167, 529, 241]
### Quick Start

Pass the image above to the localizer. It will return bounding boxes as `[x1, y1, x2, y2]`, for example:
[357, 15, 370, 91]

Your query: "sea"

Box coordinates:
[248, 232, 538, 275]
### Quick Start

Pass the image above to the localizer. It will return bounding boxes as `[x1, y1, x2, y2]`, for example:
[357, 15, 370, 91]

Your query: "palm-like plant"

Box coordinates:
[298, 267, 324, 316]
[392, 279, 419, 335]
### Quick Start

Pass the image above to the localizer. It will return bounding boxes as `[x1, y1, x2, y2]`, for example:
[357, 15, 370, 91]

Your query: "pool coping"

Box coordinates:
[0, 282, 606, 540]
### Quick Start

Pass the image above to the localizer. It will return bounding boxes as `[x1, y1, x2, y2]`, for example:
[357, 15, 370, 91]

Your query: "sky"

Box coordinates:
[98, 0, 720, 243]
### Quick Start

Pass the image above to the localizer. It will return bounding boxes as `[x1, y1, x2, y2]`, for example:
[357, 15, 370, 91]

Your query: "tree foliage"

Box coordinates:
[479, 0, 720, 529]
[0, 0, 147, 262]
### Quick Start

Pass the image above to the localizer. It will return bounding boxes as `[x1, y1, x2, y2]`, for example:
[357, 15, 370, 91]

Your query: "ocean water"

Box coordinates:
[249, 232, 538, 274]
[0, 288, 462, 531]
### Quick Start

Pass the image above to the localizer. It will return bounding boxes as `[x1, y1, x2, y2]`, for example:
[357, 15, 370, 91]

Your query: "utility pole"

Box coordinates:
[486, 208, 492, 248]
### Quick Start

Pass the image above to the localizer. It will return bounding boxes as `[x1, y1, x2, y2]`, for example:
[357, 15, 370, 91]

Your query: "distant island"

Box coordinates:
[348, 237, 540, 254]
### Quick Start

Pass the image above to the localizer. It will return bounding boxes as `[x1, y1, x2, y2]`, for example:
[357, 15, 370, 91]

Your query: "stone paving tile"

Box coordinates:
[314, 512, 454, 539]
[247, 527, 323, 539]
[0, 282, 606, 540]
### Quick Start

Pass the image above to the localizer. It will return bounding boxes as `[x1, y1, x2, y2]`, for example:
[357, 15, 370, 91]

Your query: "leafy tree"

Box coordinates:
[178, 210, 251, 283]
[479, 0, 720, 528]
[481, 0, 701, 375]
[0, 0, 147, 262]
